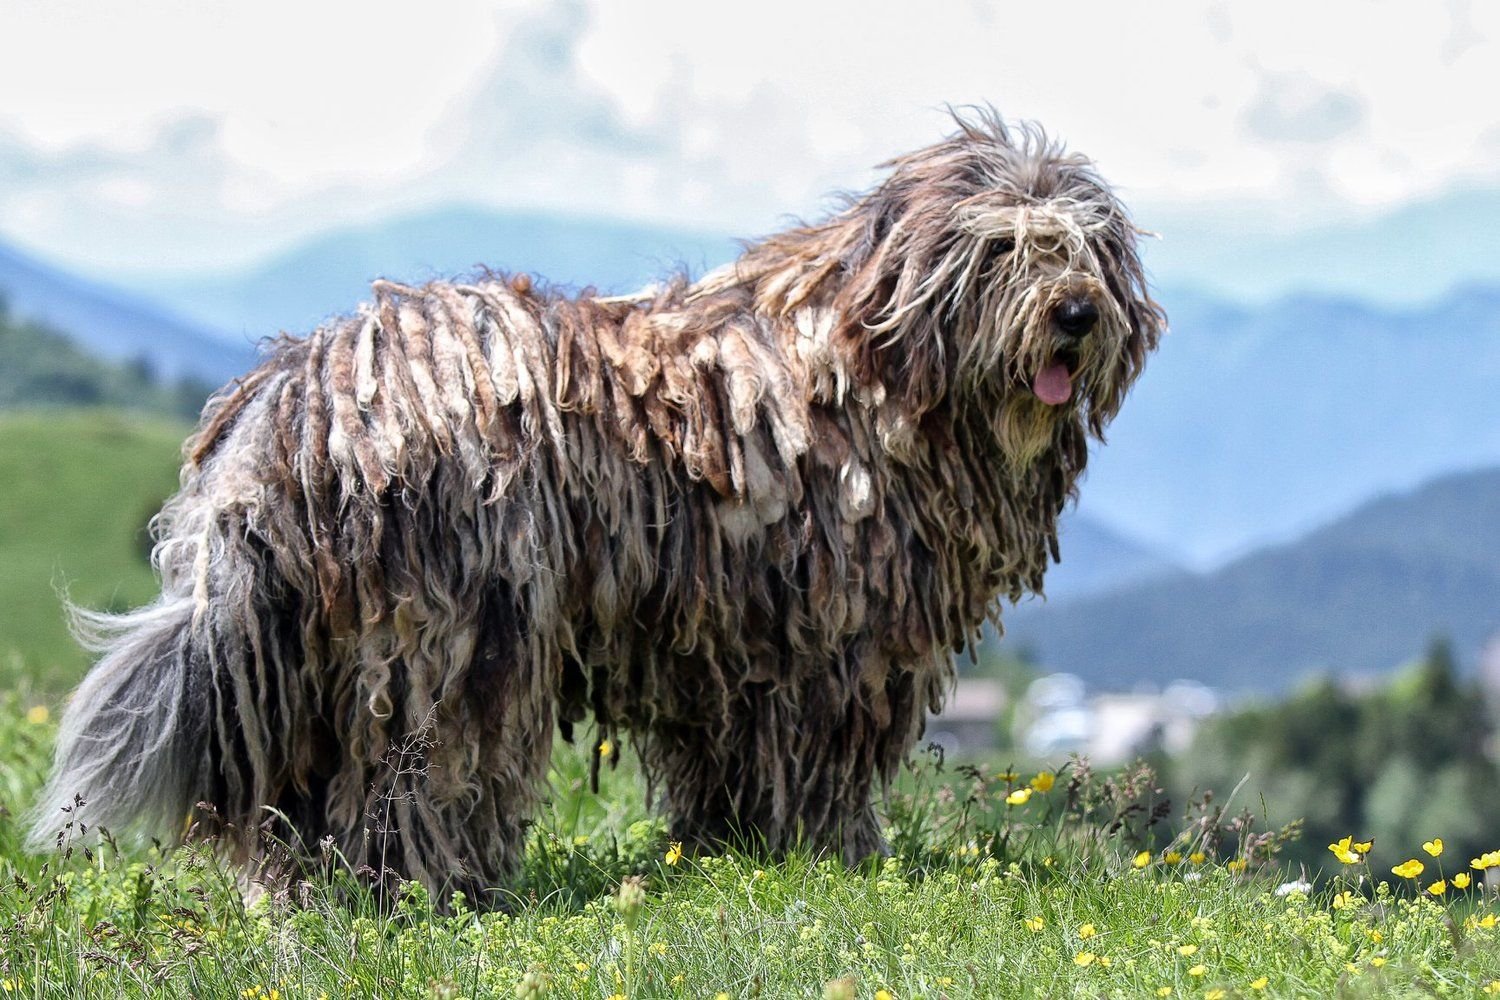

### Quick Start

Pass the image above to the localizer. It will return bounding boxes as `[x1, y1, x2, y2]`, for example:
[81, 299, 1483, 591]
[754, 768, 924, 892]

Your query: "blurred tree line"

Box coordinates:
[0, 292, 212, 420]
[1165, 638, 1500, 875]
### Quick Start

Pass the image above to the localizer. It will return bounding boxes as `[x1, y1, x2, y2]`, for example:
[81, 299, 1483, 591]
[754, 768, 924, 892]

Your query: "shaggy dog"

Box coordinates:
[33, 113, 1163, 902]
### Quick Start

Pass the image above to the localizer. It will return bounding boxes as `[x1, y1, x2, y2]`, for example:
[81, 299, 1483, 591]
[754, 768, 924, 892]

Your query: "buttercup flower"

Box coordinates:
[1427, 879, 1447, 897]
[1074, 951, 1096, 967]
[1391, 859, 1424, 879]
[1453, 872, 1471, 889]
[1030, 771, 1056, 792]
[1328, 836, 1363, 865]
[1134, 851, 1152, 869]
[1006, 787, 1033, 806]
[664, 842, 683, 866]
[1422, 838, 1444, 857]
[1079, 923, 1097, 939]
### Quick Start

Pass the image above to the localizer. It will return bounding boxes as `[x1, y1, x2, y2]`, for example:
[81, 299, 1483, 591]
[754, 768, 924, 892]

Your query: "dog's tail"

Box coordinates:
[28, 594, 212, 851]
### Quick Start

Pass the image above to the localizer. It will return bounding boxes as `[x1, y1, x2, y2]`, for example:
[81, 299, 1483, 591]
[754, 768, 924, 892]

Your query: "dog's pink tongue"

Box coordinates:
[1033, 362, 1073, 405]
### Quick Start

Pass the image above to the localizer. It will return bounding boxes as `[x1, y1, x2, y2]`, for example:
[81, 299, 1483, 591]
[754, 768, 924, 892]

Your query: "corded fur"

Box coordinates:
[32, 111, 1163, 902]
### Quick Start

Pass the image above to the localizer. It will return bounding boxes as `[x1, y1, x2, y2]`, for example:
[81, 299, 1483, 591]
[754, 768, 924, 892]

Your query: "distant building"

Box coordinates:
[924, 679, 1006, 756]
[1019, 674, 1219, 765]
[925, 673, 1221, 763]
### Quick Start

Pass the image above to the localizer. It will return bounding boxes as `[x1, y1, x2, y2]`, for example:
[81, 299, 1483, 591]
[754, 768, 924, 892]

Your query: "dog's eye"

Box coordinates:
[992, 238, 1015, 254]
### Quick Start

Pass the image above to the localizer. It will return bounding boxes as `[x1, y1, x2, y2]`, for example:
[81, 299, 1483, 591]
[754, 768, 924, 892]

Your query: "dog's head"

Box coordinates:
[830, 111, 1164, 467]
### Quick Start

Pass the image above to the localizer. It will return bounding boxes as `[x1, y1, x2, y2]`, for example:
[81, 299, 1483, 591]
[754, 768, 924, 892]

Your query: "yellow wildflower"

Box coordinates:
[1427, 879, 1447, 897]
[1422, 838, 1444, 857]
[1453, 872, 1471, 889]
[714, 995, 731, 1000]
[1005, 787, 1033, 806]
[1249, 977, 1269, 991]
[875, 992, 894, 1000]
[1332, 891, 1356, 910]
[1165, 850, 1183, 864]
[1391, 859, 1424, 879]
[1024, 916, 1045, 932]
[1189, 851, 1207, 865]
[598, 738, 614, 759]
[1188, 964, 1207, 978]
[1030, 771, 1056, 792]
[1353, 839, 1373, 853]
[26, 705, 49, 725]
[1079, 923, 1097, 939]
[1226, 858, 1248, 873]
[1157, 989, 1173, 998]
[1472, 850, 1500, 870]
[1206, 990, 1227, 1000]
[1478, 913, 1498, 929]
[995, 769, 1019, 782]
[1328, 836, 1363, 865]
[665, 841, 683, 866]
[1177, 944, 1199, 956]
[1485, 983, 1500, 996]
[1133, 851, 1152, 869]
[1370, 957, 1387, 968]
[1074, 951, 1097, 967]
[1099, 956, 1112, 968]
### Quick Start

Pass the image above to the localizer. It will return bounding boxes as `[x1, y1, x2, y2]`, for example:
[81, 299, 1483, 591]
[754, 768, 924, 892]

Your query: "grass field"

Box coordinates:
[4, 409, 1500, 997]
[0, 409, 187, 692]
[3, 693, 1500, 999]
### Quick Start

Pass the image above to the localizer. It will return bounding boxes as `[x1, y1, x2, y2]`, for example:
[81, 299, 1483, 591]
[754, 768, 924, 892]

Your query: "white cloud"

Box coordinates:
[0, 0, 1498, 274]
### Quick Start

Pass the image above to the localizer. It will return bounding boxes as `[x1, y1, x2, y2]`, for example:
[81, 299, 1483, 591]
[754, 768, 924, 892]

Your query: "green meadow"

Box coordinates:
[2, 409, 1499, 998]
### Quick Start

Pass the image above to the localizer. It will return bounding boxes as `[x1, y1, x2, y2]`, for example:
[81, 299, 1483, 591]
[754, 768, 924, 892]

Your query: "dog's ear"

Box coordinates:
[829, 183, 962, 422]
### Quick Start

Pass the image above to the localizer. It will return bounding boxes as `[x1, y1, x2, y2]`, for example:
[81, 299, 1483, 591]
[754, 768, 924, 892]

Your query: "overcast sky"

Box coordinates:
[2, 0, 1497, 275]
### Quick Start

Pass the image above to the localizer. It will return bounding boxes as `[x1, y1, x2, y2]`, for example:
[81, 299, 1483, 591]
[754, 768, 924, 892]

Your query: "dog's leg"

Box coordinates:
[647, 659, 911, 864]
[320, 586, 557, 909]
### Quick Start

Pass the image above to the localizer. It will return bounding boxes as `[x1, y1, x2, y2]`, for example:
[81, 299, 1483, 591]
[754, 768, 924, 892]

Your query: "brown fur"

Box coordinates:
[34, 112, 1163, 903]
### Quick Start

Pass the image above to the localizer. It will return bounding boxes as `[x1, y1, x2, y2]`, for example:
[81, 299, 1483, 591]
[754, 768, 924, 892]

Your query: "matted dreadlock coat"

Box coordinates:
[34, 113, 1163, 902]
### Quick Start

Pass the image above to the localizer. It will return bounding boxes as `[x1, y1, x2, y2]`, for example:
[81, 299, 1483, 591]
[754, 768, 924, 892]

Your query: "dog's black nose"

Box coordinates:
[1055, 298, 1099, 338]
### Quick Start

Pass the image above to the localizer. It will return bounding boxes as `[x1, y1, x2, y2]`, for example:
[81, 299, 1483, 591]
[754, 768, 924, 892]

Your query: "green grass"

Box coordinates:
[2, 696, 1499, 999]
[0, 409, 187, 691]
[3, 410, 1499, 997]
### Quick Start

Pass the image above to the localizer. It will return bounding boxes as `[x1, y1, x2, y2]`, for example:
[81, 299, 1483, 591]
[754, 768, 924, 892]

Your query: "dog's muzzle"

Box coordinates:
[1032, 296, 1098, 406]
[1054, 296, 1099, 340]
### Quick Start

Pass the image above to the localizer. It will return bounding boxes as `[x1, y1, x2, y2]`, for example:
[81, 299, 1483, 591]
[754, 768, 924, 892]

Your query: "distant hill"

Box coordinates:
[0, 410, 186, 692]
[0, 237, 253, 385]
[143, 205, 739, 338]
[1003, 467, 1500, 692]
[1077, 283, 1500, 564]
[0, 300, 211, 419]
[1046, 511, 1179, 601]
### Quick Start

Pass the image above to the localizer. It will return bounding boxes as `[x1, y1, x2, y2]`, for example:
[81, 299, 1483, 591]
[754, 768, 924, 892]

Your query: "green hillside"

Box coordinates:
[1004, 467, 1500, 690]
[0, 410, 186, 691]
[0, 294, 214, 418]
